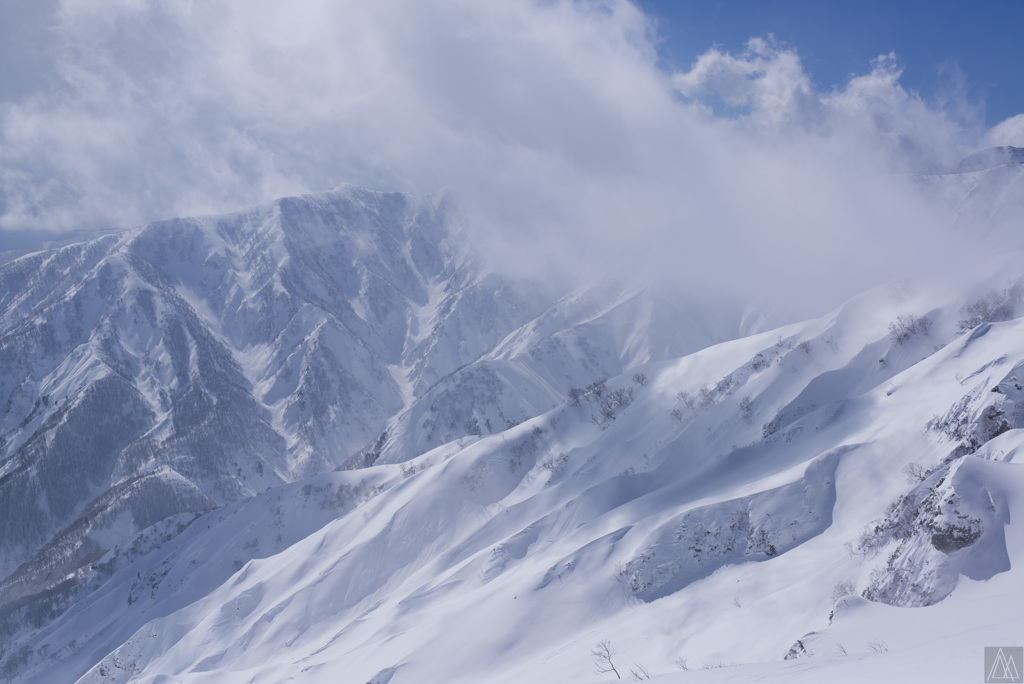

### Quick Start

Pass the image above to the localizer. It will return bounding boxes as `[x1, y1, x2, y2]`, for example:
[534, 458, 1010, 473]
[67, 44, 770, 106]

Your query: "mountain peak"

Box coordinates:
[955, 145, 1024, 173]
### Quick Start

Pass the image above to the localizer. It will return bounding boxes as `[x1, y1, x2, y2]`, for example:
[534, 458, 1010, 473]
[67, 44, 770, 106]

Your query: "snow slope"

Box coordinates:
[5, 254, 1024, 682]
[2, 150, 1024, 683]
[0, 185, 747, 680]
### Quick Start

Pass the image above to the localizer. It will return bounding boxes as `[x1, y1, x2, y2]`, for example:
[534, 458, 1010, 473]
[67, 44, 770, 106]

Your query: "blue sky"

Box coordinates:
[638, 0, 1023, 127]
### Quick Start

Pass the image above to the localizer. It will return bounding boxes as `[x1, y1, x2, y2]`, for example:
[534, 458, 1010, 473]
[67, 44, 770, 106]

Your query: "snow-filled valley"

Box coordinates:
[2, 153, 1024, 683]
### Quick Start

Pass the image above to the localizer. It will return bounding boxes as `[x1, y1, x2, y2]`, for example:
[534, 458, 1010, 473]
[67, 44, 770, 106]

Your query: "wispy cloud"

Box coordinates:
[988, 114, 1024, 147]
[0, 0, 1009, 317]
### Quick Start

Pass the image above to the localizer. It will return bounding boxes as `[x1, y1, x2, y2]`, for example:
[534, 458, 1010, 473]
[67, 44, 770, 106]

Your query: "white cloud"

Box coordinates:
[987, 114, 1024, 147]
[0, 0, 1007, 319]
[672, 36, 821, 131]
[672, 40, 971, 172]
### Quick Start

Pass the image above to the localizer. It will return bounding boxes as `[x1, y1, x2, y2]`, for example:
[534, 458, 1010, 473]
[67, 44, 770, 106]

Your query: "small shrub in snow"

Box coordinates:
[738, 396, 754, 423]
[541, 451, 569, 472]
[784, 639, 810, 660]
[629, 662, 652, 680]
[956, 284, 1023, 333]
[464, 417, 482, 436]
[509, 427, 545, 472]
[748, 528, 777, 556]
[762, 415, 782, 438]
[583, 387, 633, 425]
[831, 580, 857, 604]
[631, 372, 647, 387]
[567, 378, 609, 407]
[888, 314, 930, 345]
[587, 378, 607, 399]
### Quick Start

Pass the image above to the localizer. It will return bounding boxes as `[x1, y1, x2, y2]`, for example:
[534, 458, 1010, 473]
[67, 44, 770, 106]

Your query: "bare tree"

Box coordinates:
[567, 387, 583, 407]
[586, 378, 607, 399]
[888, 314, 930, 345]
[831, 579, 857, 604]
[632, 372, 647, 387]
[902, 462, 928, 484]
[592, 640, 621, 679]
[629, 662, 651, 680]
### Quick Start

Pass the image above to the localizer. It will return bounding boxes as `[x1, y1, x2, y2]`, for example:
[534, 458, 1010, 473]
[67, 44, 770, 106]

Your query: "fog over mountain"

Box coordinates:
[0, 1, 1014, 313]
[2, 1, 1024, 683]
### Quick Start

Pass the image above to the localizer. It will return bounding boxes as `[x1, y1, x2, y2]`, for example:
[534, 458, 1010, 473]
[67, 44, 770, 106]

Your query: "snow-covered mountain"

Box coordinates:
[918, 145, 1024, 239]
[1, 151, 1024, 683]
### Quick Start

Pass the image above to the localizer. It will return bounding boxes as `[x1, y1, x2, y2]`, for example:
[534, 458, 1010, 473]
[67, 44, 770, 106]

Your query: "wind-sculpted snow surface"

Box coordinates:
[857, 456, 1011, 607]
[618, 449, 841, 602]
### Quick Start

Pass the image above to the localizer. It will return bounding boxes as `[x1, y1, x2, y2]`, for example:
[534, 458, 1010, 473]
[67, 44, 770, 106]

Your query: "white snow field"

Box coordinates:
[1, 153, 1024, 683]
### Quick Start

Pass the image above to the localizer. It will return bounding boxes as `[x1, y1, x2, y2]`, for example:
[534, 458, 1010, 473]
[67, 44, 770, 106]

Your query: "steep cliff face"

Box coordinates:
[0, 189, 438, 602]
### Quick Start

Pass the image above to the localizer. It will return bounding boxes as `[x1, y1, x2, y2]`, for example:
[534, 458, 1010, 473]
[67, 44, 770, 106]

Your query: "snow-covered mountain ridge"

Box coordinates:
[1, 156, 1024, 682]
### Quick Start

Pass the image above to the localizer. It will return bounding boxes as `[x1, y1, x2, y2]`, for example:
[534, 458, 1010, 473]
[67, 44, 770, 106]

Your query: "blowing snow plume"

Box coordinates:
[0, 0, 1014, 319]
